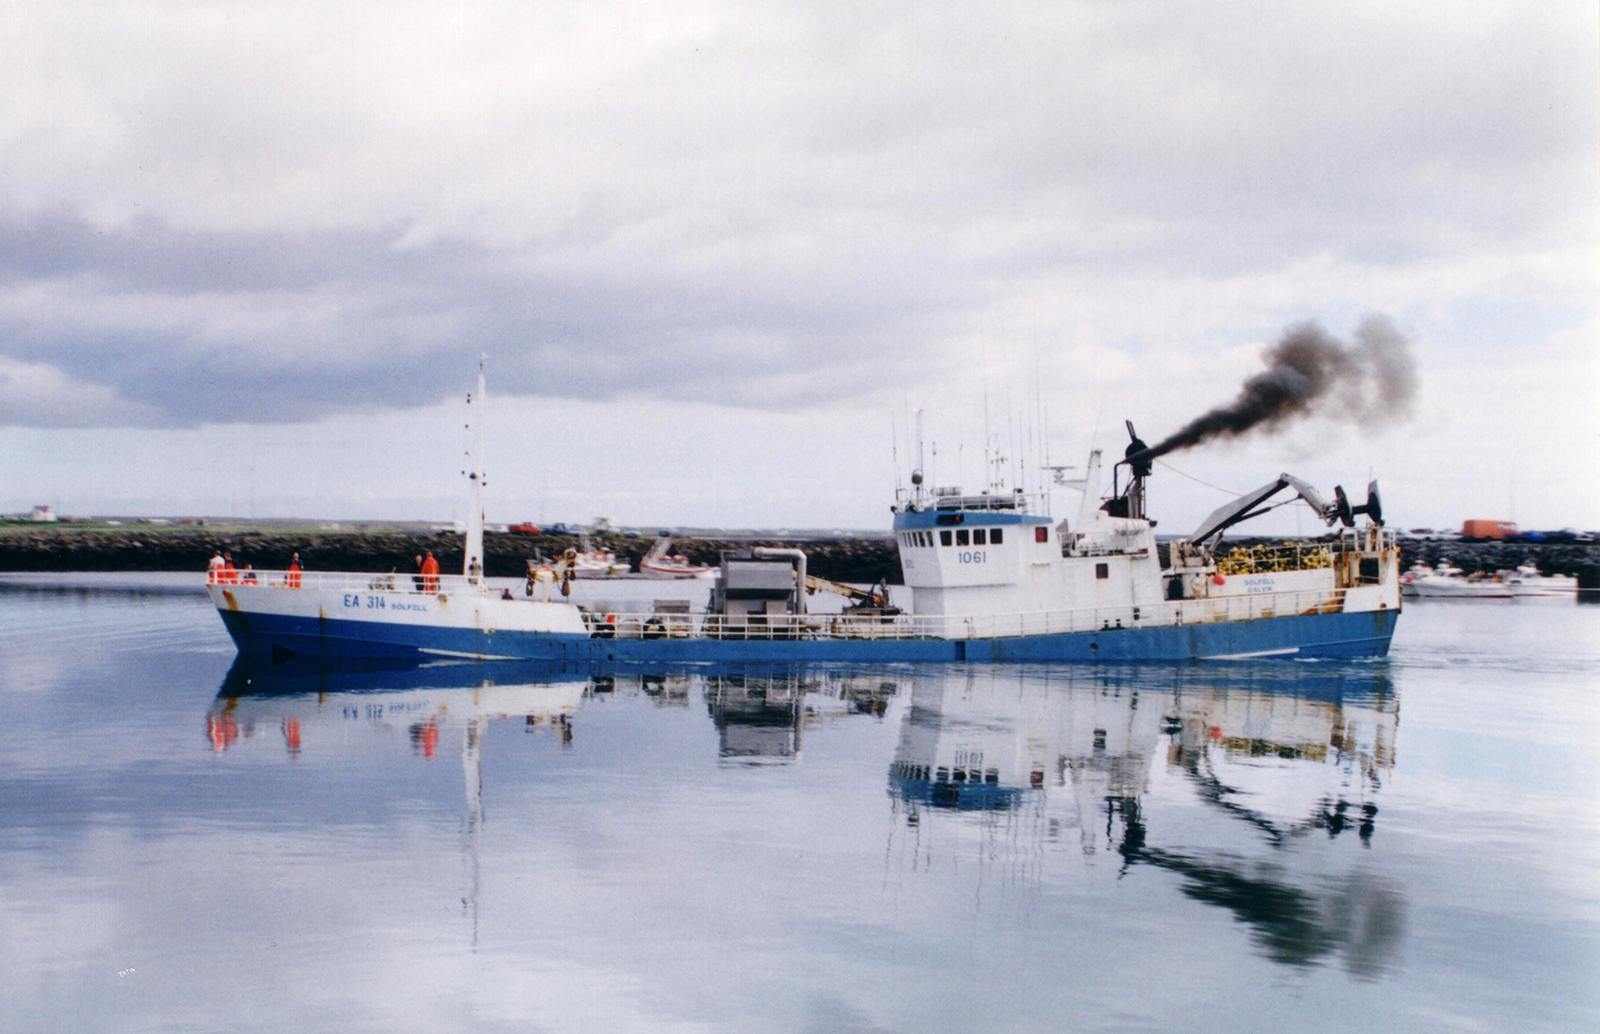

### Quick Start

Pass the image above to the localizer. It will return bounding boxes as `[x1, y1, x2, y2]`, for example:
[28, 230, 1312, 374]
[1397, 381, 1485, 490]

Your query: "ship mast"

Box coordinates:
[464, 355, 486, 582]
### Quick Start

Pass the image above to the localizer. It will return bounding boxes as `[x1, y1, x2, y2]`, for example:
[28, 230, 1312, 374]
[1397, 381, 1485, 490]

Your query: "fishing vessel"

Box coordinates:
[207, 368, 1400, 662]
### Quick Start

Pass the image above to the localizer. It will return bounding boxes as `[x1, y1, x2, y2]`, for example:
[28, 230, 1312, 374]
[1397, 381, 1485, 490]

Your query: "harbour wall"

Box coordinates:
[0, 528, 905, 584]
[2, 526, 1597, 587]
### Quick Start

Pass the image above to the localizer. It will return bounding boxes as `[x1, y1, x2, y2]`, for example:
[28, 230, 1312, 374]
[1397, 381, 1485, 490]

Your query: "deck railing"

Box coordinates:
[208, 570, 1357, 640]
[582, 586, 1352, 641]
[208, 568, 482, 595]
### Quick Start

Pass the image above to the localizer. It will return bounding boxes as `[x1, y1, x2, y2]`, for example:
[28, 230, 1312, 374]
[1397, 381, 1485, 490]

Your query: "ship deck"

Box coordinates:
[208, 570, 1399, 662]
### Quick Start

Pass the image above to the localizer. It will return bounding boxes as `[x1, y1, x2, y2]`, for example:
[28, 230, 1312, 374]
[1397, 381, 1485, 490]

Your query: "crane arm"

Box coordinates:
[804, 575, 888, 608]
[1188, 474, 1338, 545]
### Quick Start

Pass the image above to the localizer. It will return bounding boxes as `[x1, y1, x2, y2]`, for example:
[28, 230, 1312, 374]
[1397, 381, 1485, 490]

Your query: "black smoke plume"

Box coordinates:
[1137, 314, 1416, 463]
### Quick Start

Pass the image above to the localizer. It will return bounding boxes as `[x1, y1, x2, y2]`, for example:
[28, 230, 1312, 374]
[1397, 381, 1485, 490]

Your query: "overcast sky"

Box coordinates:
[2, 1, 1596, 533]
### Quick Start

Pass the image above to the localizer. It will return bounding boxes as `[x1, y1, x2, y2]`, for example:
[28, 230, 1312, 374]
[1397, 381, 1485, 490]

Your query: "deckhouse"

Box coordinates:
[891, 449, 1169, 621]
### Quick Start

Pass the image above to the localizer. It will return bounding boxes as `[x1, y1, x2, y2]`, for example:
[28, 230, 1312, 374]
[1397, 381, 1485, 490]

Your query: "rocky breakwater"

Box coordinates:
[1396, 539, 1600, 593]
[0, 526, 472, 576]
[631, 535, 900, 585]
[503, 533, 899, 584]
[0, 526, 905, 585]
[1203, 536, 1600, 594]
[8, 527, 1594, 594]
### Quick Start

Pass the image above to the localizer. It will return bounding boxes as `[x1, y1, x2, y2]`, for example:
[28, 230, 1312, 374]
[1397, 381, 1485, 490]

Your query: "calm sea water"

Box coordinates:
[2, 573, 1597, 1033]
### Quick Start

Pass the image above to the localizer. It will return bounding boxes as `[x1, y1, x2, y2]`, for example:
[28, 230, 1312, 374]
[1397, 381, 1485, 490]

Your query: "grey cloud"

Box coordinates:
[0, 210, 966, 426]
[0, 2, 1593, 427]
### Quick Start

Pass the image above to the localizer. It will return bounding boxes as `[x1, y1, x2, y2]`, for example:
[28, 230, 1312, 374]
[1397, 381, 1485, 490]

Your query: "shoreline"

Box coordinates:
[0, 527, 903, 585]
[3, 526, 1598, 588]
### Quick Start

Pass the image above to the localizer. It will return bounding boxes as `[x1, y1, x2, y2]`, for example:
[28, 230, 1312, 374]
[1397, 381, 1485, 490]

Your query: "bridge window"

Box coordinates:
[1096, 563, 1109, 579]
[956, 529, 969, 546]
[973, 529, 986, 545]
[991, 528, 1003, 545]
[940, 530, 952, 546]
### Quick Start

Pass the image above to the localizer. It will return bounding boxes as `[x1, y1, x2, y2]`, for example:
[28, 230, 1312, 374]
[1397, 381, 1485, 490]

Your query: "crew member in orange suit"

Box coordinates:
[421, 551, 439, 593]
[287, 553, 303, 588]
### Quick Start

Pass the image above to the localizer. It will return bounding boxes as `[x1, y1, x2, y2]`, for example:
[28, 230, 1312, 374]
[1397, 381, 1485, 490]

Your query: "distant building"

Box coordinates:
[26, 505, 58, 523]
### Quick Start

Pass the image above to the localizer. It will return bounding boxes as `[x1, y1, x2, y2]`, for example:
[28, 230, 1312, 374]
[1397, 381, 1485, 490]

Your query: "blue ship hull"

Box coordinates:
[219, 607, 1398, 663]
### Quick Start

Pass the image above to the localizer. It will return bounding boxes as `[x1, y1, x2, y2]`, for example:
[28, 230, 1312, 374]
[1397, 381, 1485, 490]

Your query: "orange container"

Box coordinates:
[1461, 519, 1518, 539]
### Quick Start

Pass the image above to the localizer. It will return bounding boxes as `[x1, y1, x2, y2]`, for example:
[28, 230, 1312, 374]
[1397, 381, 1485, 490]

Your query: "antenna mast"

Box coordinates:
[464, 354, 486, 582]
[912, 408, 926, 507]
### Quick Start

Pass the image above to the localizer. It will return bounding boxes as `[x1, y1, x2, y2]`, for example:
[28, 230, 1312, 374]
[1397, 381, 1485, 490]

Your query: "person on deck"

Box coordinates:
[468, 556, 483, 585]
[221, 553, 237, 584]
[287, 553, 303, 589]
[421, 552, 439, 593]
[413, 555, 426, 593]
[207, 551, 225, 584]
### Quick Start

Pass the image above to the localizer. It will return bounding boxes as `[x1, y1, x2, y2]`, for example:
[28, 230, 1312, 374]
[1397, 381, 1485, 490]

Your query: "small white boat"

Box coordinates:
[1500, 563, 1578, 597]
[1404, 563, 1515, 598]
[571, 535, 628, 578]
[1398, 562, 1432, 597]
[639, 536, 715, 579]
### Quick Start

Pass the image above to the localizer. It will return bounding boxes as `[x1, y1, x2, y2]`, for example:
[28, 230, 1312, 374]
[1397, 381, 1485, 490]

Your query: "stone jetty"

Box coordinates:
[3, 525, 1596, 590]
[0, 526, 904, 585]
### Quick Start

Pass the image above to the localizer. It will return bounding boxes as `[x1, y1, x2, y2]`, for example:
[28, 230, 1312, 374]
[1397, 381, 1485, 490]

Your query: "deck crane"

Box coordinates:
[804, 575, 896, 612]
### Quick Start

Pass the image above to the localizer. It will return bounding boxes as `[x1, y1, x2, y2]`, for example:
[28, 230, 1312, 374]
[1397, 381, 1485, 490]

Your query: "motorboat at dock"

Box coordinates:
[569, 536, 629, 579]
[1400, 562, 1514, 598]
[1500, 563, 1579, 598]
[1399, 561, 1576, 599]
[639, 536, 715, 579]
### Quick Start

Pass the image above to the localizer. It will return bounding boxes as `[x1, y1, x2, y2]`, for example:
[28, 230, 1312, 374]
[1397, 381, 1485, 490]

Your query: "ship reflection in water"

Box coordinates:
[887, 666, 1403, 977]
[211, 656, 1405, 974]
